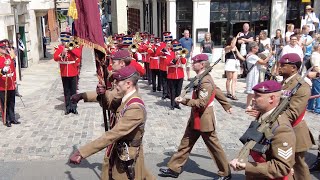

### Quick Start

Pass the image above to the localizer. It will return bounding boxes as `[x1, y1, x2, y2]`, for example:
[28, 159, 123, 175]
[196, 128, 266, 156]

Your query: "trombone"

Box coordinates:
[180, 48, 189, 58]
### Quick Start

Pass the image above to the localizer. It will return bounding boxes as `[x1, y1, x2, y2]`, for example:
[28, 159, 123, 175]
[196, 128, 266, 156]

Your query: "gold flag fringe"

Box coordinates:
[74, 36, 106, 55]
[67, 0, 78, 19]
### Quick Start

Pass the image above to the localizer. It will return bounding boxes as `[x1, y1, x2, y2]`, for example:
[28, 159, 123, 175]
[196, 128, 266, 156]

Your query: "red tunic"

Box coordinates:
[167, 56, 186, 79]
[0, 54, 16, 91]
[54, 45, 81, 77]
[148, 45, 160, 70]
[156, 46, 174, 72]
[130, 58, 145, 76]
[138, 43, 150, 63]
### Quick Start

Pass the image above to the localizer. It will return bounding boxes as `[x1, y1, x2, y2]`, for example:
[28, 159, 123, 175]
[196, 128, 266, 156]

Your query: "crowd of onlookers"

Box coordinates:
[221, 5, 320, 115]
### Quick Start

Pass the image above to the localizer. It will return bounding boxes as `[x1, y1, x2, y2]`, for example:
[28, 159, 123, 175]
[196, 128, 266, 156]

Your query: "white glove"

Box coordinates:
[2, 66, 10, 73]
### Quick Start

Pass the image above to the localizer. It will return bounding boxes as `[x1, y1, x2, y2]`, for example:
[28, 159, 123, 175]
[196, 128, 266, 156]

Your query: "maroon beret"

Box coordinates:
[192, 54, 208, 62]
[112, 50, 131, 60]
[279, 53, 301, 64]
[112, 65, 137, 81]
[252, 80, 282, 93]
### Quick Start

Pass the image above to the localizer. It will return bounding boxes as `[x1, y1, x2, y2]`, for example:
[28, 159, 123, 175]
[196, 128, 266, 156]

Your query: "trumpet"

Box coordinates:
[129, 43, 139, 53]
[180, 48, 189, 58]
[65, 41, 76, 51]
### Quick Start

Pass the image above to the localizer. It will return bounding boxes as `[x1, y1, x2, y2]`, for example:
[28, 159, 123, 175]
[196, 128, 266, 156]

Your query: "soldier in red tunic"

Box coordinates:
[54, 32, 81, 115]
[157, 32, 173, 99]
[0, 40, 20, 127]
[167, 40, 186, 110]
[138, 33, 151, 84]
[148, 37, 162, 92]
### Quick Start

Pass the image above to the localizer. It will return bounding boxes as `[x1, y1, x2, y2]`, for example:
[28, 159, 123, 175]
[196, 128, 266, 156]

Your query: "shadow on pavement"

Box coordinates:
[54, 103, 65, 111]
[157, 152, 219, 179]
[230, 100, 247, 109]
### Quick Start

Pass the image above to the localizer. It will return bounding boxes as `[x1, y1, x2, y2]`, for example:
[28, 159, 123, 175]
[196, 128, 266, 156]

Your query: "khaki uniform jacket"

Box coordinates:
[181, 74, 232, 132]
[79, 91, 155, 180]
[245, 115, 296, 180]
[281, 74, 314, 152]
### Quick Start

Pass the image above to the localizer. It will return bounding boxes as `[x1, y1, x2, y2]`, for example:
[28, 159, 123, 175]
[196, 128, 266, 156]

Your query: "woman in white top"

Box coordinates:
[224, 34, 245, 100]
[245, 42, 272, 110]
[259, 30, 271, 53]
[301, 5, 319, 33]
[285, 24, 294, 44]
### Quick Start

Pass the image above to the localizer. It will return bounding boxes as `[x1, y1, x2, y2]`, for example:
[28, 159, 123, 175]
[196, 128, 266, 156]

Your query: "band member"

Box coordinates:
[53, 32, 81, 115]
[167, 39, 186, 110]
[0, 40, 20, 127]
[149, 37, 162, 92]
[159, 54, 232, 180]
[138, 33, 152, 84]
[157, 32, 172, 99]
[278, 53, 314, 180]
[69, 65, 155, 180]
[230, 80, 296, 179]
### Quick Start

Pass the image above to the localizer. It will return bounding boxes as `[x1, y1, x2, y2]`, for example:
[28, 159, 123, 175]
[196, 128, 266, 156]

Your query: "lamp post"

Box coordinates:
[12, 4, 22, 81]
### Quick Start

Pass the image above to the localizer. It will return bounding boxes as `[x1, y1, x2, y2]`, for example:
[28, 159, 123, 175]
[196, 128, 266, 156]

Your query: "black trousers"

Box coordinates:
[159, 70, 168, 97]
[168, 79, 183, 107]
[145, 63, 152, 84]
[0, 90, 16, 123]
[151, 69, 161, 91]
[62, 76, 77, 112]
[19, 50, 25, 68]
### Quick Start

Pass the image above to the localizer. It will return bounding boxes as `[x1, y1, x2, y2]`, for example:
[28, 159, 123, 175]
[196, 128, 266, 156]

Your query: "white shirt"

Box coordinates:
[311, 51, 320, 68]
[281, 44, 304, 60]
[121, 89, 137, 104]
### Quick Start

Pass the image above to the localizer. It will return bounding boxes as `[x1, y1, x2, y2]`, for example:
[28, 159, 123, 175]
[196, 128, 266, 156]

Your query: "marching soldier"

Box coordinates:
[0, 40, 20, 127]
[278, 53, 314, 180]
[157, 32, 172, 100]
[159, 54, 232, 180]
[148, 37, 162, 92]
[138, 33, 152, 84]
[167, 39, 186, 110]
[230, 80, 296, 180]
[69, 65, 155, 180]
[53, 32, 81, 115]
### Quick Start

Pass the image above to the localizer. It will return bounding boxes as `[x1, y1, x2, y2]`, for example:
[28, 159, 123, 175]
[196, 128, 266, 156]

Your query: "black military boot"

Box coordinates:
[159, 168, 179, 178]
[6, 121, 11, 127]
[309, 152, 320, 172]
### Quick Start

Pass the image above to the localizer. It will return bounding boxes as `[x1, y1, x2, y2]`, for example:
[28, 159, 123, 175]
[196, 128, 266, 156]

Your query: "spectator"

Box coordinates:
[255, 35, 266, 53]
[271, 29, 286, 75]
[282, 34, 304, 60]
[200, 32, 214, 62]
[301, 25, 315, 70]
[179, 29, 193, 81]
[301, 5, 319, 35]
[17, 33, 26, 68]
[237, 23, 254, 56]
[42, 36, 47, 58]
[245, 42, 272, 110]
[259, 30, 271, 54]
[224, 35, 245, 100]
[307, 42, 320, 114]
[285, 24, 295, 43]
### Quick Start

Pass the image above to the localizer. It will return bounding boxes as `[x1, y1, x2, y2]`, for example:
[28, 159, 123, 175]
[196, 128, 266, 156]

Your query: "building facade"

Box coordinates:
[0, 0, 54, 74]
[112, 0, 319, 53]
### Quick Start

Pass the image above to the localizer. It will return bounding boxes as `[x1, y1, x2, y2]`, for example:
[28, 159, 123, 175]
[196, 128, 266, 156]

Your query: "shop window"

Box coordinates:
[210, 1, 228, 22]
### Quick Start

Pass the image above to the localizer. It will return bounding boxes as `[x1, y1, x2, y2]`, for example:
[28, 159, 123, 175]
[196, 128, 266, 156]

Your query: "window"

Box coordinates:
[176, 0, 193, 22]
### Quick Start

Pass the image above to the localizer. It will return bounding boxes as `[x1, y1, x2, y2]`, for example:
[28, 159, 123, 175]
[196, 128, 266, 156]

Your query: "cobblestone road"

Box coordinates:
[0, 45, 319, 179]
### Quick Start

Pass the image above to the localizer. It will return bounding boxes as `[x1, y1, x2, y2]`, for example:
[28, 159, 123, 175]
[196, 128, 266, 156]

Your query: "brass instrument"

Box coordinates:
[65, 40, 79, 51]
[106, 36, 113, 45]
[133, 32, 142, 44]
[129, 43, 139, 53]
[180, 48, 189, 58]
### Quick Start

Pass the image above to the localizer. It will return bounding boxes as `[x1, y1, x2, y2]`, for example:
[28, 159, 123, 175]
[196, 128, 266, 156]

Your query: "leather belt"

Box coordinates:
[59, 61, 76, 64]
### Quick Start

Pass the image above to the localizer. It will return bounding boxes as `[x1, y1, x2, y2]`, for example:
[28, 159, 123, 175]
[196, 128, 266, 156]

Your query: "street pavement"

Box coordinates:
[0, 43, 319, 179]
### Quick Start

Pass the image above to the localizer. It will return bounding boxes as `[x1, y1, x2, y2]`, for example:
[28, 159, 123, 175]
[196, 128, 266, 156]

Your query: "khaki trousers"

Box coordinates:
[293, 151, 311, 180]
[167, 126, 230, 176]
